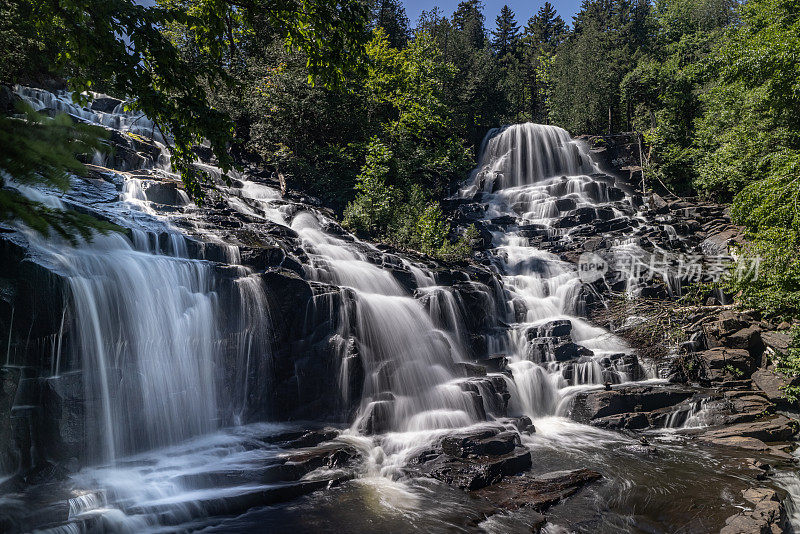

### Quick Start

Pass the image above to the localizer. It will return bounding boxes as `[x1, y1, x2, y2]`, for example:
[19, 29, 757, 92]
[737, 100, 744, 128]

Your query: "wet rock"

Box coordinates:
[411, 425, 532, 490]
[490, 215, 517, 226]
[416, 446, 532, 490]
[528, 319, 572, 339]
[441, 428, 519, 458]
[472, 468, 602, 512]
[555, 198, 576, 211]
[553, 215, 580, 228]
[527, 337, 593, 363]
[720, 488, 787, 534]
[239, 245, 285, 271]
[355, 400, 394, 435]
[499, 415, 535, 434]
[0, 367, 21, 473]
[284, 441, 359, 472]
[89, 96, 123, 113]
[452, 282, 493, 331]
[456, 362, 487, 377]
[481, 355, 508, 372]
[701, 415, 797, 443]
[272, 428, 339, 449]
[570, 386, 695, 428]
[40, 372, 87, 464]
[387, 267, 417, 293]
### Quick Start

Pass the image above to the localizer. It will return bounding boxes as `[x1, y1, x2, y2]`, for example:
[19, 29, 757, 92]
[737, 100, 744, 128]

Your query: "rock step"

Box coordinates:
[124, 477, 352, 519]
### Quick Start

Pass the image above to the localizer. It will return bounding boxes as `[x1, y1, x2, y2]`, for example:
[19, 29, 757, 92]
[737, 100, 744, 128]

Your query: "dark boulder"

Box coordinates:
[355, 400, 394, 435]
[472, 468, 602, 512]
[415, 446, 532, 490]
[89, 96, 123, 113]
[570, 386, 695, 428]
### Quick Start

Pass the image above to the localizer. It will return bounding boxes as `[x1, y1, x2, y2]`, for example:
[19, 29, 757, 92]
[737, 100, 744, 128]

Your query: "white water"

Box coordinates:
[10, 88, 273, 463]
[460, 124, 645, 422]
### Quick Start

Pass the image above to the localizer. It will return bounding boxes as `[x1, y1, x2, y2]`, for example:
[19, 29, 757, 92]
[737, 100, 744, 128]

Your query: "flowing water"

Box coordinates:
[2, 90, 796, 533]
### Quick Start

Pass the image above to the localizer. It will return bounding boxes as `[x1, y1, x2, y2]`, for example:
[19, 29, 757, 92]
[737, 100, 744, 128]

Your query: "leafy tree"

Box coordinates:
[0, 0, 370, 242]
[342, 30, 474, 258]
[706, 0, 800, 318]
[343, 139, 398, 234]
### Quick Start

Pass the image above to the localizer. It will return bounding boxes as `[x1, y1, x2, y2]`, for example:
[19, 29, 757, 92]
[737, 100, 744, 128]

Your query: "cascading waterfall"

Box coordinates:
[11, 87, 274, 464]
[460, 123, 645, 423]
[468, 123, 595, 192]
[289, 212, 484, 435]
[59, 234, 219, 461]
[7, 88, 796, 533]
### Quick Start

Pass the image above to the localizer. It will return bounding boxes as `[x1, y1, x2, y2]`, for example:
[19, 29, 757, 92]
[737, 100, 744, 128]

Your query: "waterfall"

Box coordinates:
[466, 123, 596, 194]
[289, 211, 481, 434]
[7, 89, 796, 534]
[10, 87, 274, 464]
[29, 231, 219, 461]
[462, 124, 641, 408]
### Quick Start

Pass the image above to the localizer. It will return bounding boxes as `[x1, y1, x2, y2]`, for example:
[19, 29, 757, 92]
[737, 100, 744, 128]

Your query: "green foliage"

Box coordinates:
[768, 327, 800, 402]
[0, 104, 118, 243]
[0, 0, 370, 241]
[338, 30, 475, 259]
[372, 0, 410, 49]
[702, 0, 800, 319]
[724, 171, 800, 317]
[4, 0, 370, 202]
[343, 140, 474, 260]
[343, 139, 398, 234]
[519, 3, 566, 123]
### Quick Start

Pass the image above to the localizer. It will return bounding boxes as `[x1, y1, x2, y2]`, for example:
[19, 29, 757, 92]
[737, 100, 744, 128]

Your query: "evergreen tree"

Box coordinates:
[491, 5, 520, 57]
[524, 1, 567, 52]
[550, 0, 650, 132]
[373, 0, 410, 49]
[452, 0, 487, 49]
[521, 2, 568, 122]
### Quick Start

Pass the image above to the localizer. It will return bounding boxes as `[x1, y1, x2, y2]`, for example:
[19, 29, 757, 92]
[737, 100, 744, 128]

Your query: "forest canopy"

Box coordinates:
[1, 0, 799, 303]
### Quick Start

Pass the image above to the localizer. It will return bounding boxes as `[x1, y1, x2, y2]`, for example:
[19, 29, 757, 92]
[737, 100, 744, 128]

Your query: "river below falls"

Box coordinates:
[13, 415, 795, 534]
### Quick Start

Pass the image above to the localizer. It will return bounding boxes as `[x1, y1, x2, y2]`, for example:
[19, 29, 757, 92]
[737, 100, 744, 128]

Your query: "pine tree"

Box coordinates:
[491, 5, 520, 57]
[452, 0, 486, 49]
[524, 2, 567, 52]
[521, 2, 567, 123]
[373, 0, 410, 49]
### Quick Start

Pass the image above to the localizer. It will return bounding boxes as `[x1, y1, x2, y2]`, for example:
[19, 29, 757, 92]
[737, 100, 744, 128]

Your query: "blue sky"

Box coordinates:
[402, 0, 582, 29]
